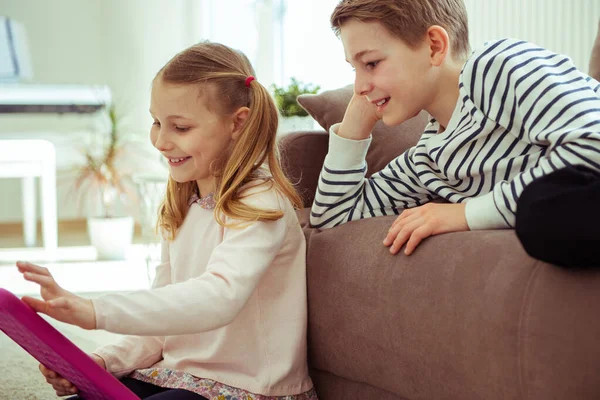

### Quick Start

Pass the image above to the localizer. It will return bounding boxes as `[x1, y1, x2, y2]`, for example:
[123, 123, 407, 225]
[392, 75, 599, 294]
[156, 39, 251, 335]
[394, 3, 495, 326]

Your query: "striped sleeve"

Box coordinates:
[463, 39, 600, 229]
[310, 124, 435, 229]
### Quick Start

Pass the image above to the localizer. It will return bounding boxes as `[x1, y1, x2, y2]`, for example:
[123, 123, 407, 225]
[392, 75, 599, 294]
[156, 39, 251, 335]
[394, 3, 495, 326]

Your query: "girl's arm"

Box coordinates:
[92, 188, 290, 336]
[19, 239, 172, 376]
[92, 253, 171, 376]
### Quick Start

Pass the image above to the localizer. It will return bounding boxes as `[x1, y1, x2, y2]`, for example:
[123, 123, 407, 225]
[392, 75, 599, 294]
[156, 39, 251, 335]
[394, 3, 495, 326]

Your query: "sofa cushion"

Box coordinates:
[590, 20, 600, 80]
[297, 85, 429, 176]
[297, 206, 600, 400]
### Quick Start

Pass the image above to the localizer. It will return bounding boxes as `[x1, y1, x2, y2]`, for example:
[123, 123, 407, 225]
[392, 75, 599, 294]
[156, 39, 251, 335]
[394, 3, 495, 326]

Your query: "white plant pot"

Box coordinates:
[278, 116, 316, 135]
[87, 216, 134, 260]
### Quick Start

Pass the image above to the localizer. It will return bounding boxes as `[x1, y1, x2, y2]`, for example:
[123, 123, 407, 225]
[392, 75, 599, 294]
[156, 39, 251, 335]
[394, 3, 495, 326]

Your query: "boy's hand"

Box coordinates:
[39, 354, 105, 396]
[16, 261, 96, 330]
[383, 203, 469, 255]
[338, 94, 382, 140]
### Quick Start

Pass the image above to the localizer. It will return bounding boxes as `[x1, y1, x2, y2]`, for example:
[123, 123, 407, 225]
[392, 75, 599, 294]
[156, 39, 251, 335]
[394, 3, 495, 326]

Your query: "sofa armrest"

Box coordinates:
[300, 210, 600, 400]
[279, 130, 328, 208]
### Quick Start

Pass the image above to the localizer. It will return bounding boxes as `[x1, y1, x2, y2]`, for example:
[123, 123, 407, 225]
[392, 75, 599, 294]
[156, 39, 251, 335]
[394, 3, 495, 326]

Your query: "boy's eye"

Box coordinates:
[365, 60, 379, 70]
[175, 126, 190, 133]
[152, 120, 160, 127]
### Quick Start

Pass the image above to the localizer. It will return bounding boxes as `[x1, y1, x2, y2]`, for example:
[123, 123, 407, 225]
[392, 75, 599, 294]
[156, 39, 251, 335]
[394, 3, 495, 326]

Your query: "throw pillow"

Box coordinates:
[297, 84, 429, 176]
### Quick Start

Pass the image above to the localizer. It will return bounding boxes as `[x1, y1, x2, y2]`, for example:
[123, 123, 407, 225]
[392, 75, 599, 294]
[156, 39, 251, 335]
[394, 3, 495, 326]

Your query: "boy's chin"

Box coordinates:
[382, 110, 422, 127]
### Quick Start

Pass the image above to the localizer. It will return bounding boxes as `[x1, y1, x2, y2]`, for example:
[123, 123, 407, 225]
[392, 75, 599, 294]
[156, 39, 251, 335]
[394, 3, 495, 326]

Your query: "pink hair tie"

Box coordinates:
[245, 76, 256, 87]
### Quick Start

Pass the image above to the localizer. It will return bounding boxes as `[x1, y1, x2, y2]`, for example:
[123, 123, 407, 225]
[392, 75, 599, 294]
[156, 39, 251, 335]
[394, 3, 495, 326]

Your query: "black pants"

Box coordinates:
[516, 165, 600, 268]
[68, 377, 208, 399]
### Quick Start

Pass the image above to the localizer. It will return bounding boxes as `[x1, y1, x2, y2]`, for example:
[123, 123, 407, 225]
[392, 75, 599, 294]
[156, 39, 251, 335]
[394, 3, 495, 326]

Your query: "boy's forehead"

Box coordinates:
[340, 19, 390, 60]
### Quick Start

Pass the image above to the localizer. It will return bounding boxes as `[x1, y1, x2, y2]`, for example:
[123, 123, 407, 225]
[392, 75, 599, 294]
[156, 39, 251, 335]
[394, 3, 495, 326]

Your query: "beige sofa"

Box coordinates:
[278, 24, 600, 400]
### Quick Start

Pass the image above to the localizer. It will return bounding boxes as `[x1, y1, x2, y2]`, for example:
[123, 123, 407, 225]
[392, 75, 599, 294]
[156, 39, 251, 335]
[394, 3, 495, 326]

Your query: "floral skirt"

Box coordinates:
[130, 368, 318, 400]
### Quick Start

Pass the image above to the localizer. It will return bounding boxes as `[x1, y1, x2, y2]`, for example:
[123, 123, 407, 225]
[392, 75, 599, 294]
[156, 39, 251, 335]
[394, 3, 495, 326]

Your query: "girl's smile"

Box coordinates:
[166, 156, 192, 167]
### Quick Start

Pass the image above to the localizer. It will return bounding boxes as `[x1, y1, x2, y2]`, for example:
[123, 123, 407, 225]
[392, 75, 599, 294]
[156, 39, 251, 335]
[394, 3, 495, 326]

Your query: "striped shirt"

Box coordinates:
[311, 38, 600, 230]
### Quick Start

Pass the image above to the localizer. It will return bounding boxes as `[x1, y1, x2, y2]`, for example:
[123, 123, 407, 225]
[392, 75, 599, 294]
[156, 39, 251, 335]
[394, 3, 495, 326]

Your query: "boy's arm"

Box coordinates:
[92, 239, 171, 377]
[310, 95, 435, 229]
[463, 39, 600, 229]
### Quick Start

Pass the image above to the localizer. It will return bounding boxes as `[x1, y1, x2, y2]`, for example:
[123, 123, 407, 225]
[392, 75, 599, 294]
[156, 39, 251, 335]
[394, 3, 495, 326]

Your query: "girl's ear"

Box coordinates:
[426, 25, 450, 67]
[231, 107, 250, 140]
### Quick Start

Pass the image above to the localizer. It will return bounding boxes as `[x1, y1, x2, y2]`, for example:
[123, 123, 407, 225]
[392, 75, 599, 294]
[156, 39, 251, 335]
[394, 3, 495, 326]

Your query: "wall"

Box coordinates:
[0, 0, 204, 222]
[0, 0, 599, 224]
[464, 0, 600, 72]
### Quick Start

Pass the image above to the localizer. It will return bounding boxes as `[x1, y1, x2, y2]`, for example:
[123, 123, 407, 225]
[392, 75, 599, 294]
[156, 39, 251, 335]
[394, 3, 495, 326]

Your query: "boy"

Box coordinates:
[310, 0, 600, 256]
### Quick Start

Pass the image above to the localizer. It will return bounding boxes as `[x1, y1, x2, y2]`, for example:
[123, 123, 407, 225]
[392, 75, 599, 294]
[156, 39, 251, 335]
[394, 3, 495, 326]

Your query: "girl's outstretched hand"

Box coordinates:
[383, 203, 469, 256]
[16, 261, 96, 330]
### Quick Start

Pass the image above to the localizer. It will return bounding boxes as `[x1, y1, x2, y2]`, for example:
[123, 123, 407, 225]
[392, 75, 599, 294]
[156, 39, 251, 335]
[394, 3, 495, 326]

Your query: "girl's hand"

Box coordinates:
[383, 203, 469, 255]
[16, 261, 96, 330]
[39, 354, 106, 397]
[338, 94, 382, 140]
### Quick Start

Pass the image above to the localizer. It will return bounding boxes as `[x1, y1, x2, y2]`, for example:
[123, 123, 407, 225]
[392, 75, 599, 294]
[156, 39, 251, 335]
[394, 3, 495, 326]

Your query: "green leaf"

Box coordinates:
[271, 77, 320, 117]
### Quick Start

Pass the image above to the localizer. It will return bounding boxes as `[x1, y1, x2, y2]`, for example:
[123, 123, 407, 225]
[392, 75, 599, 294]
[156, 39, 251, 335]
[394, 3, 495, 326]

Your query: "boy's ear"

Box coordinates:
[230, 106, 250, 140]
[426, 25, 450, 67]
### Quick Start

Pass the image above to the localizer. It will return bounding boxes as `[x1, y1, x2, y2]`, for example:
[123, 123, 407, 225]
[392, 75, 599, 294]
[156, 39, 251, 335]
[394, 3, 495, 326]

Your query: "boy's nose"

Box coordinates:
[354, 74, 372, 96]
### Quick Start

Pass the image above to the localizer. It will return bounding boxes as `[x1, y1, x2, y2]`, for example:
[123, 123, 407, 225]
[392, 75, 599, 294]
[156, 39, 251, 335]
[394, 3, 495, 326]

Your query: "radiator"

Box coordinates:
[464, 0, 600, 73]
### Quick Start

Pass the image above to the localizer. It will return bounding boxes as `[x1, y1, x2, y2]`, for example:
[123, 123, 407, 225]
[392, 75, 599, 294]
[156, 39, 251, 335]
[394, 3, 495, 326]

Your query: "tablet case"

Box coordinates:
[0, 288, 139, 399]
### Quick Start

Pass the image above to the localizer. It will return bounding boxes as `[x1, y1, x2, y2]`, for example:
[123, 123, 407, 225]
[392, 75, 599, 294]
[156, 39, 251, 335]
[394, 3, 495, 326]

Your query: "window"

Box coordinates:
[200, 0, 353, 91]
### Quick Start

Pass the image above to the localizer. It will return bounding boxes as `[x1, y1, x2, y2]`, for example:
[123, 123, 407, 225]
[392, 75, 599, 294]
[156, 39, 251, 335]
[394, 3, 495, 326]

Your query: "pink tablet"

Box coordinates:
[0, 288, 139, 399]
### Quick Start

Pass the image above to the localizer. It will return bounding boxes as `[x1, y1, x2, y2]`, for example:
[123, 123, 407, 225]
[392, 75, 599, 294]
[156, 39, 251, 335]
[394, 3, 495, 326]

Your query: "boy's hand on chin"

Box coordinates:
[16, 261, 96, 330]
[338, 94, 382, 140]
[383, 203, 469, 256]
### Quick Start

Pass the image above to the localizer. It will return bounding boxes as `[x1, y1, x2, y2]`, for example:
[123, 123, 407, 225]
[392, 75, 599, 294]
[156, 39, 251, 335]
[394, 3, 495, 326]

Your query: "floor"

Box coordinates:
[0, 222, 150, 398]
[0, 221, 160, 296]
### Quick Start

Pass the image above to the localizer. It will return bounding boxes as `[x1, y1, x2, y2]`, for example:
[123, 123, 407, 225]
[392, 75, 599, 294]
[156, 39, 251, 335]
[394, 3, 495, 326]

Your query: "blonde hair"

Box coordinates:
[331, 0, 471, 61]
[155, 42, 302, 240]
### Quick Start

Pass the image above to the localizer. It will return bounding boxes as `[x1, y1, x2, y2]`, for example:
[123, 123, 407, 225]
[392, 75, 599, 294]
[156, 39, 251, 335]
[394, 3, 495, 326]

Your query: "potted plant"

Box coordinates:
[71, 105, 138, 260]
[271, 77, 320, 134]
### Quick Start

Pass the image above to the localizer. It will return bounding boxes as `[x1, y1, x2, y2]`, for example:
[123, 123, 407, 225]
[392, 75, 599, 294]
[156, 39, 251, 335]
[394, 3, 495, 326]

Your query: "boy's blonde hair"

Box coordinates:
[156, 42, 302, 240]
[331, 0, 471, 61]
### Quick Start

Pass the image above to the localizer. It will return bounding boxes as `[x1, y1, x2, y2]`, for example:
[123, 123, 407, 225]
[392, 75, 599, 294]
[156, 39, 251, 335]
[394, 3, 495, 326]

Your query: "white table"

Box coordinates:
[0, 84, 111, 257]
[0, 83, 111, 113]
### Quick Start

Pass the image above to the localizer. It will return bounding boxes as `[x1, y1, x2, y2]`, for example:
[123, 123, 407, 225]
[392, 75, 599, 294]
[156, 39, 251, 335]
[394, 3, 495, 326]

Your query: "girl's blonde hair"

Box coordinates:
[156, 42, 302, 240]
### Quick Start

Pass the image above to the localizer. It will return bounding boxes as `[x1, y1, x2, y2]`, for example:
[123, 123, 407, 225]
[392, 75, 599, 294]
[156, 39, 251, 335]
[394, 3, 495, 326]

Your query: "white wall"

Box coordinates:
[0, 0, 204, 223]
[0, 0, 598, 224]
[464, 0, 599, 72]
[281, 0, 600, 91]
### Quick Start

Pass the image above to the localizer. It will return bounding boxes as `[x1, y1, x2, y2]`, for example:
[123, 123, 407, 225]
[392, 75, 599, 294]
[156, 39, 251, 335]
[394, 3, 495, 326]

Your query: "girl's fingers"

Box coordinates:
[22, 296, 51, 314]
[22, 272, 55, 287]
[23, 296, 70, 315]
[16, 261, 51, 276]
[39, 363, 57, 379]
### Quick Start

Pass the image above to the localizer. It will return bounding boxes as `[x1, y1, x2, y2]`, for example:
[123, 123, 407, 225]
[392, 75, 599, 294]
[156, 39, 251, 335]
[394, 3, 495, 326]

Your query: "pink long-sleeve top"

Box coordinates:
[91, 183, 313, 396]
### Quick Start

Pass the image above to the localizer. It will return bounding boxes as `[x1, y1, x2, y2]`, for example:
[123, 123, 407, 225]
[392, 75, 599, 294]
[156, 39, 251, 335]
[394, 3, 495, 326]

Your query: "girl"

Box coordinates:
[17, 41, 317, 400]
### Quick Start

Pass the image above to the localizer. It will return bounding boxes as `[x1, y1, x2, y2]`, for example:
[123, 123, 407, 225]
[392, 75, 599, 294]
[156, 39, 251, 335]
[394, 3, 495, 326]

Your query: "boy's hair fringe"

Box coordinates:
[156, 41, 302, 240]
[331, 0, 471, 61]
